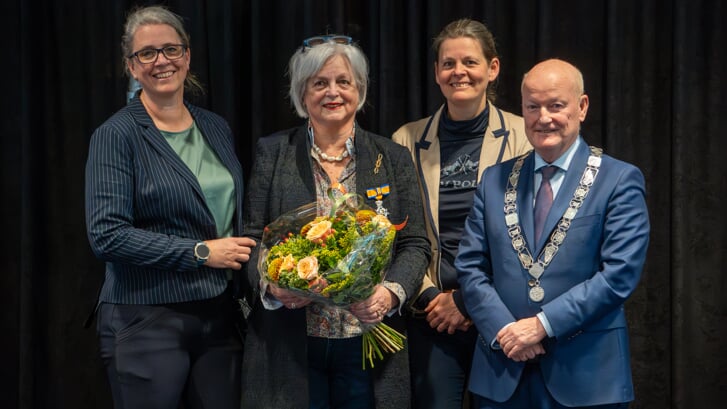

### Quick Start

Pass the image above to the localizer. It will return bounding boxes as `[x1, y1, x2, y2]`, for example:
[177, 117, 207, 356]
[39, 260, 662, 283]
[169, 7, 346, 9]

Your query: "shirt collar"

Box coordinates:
[534, 136, 582, 172]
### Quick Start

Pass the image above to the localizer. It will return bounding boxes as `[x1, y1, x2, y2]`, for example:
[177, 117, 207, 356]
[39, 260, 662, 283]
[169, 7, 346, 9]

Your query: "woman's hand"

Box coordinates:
[425, 291, 472, 334]
[350, 285, 396, 324]
[204, 237, 256, 270]
[266, 283, 312, 309]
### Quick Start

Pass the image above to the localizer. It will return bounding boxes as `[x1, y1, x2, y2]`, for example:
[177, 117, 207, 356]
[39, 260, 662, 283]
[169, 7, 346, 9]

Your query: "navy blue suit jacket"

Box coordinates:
[85, 96, 244, 304]
[456, 140, 650, 406]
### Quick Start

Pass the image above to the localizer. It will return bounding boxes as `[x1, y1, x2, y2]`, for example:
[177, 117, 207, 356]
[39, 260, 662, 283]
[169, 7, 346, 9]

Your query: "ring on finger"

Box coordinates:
[291, 302, 297, 309]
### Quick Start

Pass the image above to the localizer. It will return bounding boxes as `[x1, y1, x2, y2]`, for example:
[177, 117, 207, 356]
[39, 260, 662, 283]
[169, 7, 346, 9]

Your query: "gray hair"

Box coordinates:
[287, 41, 369, 118]
[121, 5, 203, 95]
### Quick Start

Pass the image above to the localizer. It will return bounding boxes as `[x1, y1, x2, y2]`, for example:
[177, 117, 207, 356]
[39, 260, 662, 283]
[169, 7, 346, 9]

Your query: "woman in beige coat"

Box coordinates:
[392, 18, 531, 409]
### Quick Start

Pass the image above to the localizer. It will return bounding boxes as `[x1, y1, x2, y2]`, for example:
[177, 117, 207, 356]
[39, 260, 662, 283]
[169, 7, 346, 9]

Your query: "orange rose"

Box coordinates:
[305, 219, 334, 244]
[280, 254, 296, 272]
[297, 256, 320, 280]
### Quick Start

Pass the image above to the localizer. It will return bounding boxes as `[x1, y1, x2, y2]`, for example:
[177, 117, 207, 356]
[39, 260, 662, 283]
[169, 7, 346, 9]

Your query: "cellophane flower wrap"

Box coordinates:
[258, 193, 406, 368]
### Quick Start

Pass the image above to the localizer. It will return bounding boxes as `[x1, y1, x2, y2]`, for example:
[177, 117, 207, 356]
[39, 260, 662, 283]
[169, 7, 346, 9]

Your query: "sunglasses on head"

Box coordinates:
[300, 35, 353, 52]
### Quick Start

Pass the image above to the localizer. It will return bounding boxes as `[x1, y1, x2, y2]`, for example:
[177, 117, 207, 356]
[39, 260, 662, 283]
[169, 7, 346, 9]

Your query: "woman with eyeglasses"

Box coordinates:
[392, 19, 532, 409]
[84, 6, 255, 408]
[240, 35, 430, 409]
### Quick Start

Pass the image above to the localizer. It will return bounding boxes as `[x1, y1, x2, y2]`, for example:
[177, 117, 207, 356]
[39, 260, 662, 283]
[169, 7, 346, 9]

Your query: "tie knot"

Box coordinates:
[541, 166, 557, 181]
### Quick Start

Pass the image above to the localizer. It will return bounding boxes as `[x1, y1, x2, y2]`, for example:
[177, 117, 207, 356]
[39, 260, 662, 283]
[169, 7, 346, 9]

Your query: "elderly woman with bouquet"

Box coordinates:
[241, 35, 430, 409]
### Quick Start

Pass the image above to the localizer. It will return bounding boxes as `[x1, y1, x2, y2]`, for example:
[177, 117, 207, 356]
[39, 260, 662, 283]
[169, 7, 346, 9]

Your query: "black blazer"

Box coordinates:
[85, 96, 244, 304]
[242, 124, 430, 297]
[240, 124, 431, 409]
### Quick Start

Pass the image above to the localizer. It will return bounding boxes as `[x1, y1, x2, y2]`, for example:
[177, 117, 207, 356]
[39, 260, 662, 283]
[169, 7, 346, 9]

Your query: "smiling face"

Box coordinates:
[304, 54, 359, 131]
[521, 59, 589, 163]
[127, 23, 190, 100]
[434, 36, 499, 120]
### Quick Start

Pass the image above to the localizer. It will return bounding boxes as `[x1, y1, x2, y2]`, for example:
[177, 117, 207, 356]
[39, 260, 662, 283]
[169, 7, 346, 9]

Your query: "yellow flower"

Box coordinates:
[371, 214, 392, 229]
[355, 209, 377, 224]
[301, 216, 327, 236]
[280, 254, 296, 272]
[267, 257, 283, 281]
[305, 219, 333, 244]
[297, 256, 320, 280]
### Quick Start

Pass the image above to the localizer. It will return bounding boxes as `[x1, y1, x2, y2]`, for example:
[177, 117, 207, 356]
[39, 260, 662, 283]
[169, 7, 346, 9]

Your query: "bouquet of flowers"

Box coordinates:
[258, 193, 407, 368]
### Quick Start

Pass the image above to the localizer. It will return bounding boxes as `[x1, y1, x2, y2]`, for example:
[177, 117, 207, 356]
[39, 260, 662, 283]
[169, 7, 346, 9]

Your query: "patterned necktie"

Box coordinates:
[534, 166, 557, 244]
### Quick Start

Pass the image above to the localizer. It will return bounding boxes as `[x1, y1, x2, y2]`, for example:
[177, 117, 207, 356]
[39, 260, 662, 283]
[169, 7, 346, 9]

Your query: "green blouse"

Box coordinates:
[161, 122, 235, 238]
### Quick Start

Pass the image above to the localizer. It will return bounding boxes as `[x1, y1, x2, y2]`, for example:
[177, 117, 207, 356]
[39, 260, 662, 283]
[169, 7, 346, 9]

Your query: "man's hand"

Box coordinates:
[496, 317, 547, 360]
[508, 343, 546, 362]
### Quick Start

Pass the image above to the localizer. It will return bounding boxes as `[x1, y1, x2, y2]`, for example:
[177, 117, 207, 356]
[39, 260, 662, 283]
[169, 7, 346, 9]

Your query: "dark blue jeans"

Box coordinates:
[407, 315, 477, 409]
[97, 291, 243, 409]
[307, 335, 375, 409]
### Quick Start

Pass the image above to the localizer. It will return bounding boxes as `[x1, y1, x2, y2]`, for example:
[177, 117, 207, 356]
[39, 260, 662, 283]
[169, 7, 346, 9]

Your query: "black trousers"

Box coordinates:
[407, 315, 477, 409]
[97, 290, 243, 409]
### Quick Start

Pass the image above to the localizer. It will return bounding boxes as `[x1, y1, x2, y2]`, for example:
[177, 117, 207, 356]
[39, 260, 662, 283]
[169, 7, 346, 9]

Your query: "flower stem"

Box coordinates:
[361, 323, 406, 369]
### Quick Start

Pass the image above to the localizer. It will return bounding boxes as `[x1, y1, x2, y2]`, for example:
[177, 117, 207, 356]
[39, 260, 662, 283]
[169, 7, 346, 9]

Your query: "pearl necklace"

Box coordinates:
[309, 123, 355, 162]
[312, 142, 350, 162]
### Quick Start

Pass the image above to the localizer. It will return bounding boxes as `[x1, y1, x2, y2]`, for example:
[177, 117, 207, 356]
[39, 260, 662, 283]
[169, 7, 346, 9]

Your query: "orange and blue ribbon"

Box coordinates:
[366, 184, 390, 200]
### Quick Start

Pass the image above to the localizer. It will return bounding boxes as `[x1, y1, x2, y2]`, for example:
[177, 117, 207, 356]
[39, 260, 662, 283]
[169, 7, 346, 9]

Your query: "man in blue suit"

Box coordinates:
[456, 59, 650, 408]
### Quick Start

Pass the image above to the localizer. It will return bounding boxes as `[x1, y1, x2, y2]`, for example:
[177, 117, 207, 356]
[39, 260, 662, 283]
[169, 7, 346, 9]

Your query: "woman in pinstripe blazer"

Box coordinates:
[84, 6, 255, 409]
[240, 36, 430, 409]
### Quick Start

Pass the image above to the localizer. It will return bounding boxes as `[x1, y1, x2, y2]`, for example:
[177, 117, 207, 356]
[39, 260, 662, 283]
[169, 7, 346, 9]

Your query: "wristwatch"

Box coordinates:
[194, 242, 210, 266]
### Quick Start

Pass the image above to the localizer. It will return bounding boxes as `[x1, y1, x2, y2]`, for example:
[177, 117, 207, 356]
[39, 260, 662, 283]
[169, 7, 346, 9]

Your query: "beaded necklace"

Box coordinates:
[309, 123, 355, 162]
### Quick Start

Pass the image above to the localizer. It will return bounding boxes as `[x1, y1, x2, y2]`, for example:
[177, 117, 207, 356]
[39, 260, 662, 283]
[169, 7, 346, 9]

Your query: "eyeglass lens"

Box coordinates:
[133, 45, 186, 64]
[303, 35, 352, 48]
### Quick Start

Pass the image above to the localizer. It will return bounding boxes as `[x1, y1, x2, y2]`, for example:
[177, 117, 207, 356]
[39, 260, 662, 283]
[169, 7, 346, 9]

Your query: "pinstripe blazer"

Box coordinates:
[85, 96, 244, 304]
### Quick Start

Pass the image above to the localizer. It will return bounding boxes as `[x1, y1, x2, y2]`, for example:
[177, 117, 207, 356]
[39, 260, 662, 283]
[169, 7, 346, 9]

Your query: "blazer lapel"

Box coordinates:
[187, 103, 245, 232]
[189, 104, 235, 177]
[516, 153, 538, 253]
[293, 126, 316, 197]
[478, 103, 509, 178]
[353, 129, 392, 210]
[416, 108, 442, 233]
[129, 98, 206, 201]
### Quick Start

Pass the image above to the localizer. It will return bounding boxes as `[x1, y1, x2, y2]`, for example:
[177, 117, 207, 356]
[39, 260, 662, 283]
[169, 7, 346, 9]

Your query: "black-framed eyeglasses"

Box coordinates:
[127, 44, 188, 64]
[300, 35, 352, 52]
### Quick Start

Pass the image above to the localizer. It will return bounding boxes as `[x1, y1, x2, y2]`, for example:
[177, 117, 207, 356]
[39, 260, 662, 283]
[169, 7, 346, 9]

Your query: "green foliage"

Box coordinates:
[277, 269, 309, 290]
[260, 197, 407, 370]
[268, 236, 316, 260]
[263, 208, 396, 307]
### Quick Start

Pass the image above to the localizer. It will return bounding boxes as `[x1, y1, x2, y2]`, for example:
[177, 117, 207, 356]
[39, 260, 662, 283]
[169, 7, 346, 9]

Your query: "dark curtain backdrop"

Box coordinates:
[2, 0, 724, 408]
